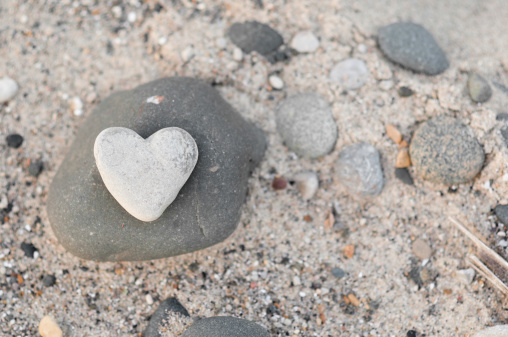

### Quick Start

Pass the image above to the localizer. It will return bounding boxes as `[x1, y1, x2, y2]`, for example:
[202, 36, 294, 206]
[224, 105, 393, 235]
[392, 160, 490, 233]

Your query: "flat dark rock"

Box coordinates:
[144, 297, 190, 337]
[181, 316, 270, 337]
[47, 77, 266, 261]
[228, 21, 283, 56]
[378, 22, 449, 75]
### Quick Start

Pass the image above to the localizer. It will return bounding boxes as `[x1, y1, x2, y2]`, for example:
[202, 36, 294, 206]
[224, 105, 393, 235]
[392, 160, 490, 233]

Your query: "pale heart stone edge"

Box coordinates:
[94, 127, 198, 222]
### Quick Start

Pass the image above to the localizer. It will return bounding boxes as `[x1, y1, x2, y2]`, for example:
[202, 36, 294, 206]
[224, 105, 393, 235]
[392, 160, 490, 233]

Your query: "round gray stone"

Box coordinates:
[335, 143, 384, 197]
[468, 73, 492, 103]
[228, 21, 283, 56]
[409, 116, 484, 185]
[275, 93, 338, 159]
[47, 77, 266, 261]
[378, 22, 449, 75]
[330, 58, 368, 90]
[290, 31, 320, 53]
[181, 317, 270, 337]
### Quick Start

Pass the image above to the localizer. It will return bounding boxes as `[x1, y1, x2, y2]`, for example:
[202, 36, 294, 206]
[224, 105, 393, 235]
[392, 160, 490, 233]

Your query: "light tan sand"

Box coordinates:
[2, 0, 508, 336]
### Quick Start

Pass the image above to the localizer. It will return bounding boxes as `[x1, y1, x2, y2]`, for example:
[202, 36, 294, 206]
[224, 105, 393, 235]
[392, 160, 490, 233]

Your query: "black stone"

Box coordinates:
[228, 21, 283, 56]
[395, 167, 414, 186]
[42, 274, 56, 287]
[495, 204, 508, 226]
[6, 134, 24, 148]
[20, 242, 37, 258]
[181, 317, 270, 337]
[398, 86, 414, 97]
[407, 330, 418, 337]
[144, 297, 190, 337]
[47, 77, 266, 261]
[28, 160, 44, 177]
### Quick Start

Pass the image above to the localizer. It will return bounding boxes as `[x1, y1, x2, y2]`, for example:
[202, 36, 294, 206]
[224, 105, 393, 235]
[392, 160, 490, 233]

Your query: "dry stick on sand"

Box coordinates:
[449, 217, 508, 296]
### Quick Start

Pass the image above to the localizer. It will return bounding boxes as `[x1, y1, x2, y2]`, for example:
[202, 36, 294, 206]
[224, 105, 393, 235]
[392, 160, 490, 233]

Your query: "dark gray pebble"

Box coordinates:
[182, 316, 270, 337]
[496, 113, 508, 121]
[42, 274, 56, 287]
[398, 86, 414, 97]
[495, 204, 508, 226]
[378, 22, 449, 75]
[28, 160, 44, 177]
[395, 167, 414, 186]
[20, 242, 37, 258]
[228, 21, 283, 56]
[144, 297, 190, 337]
[331, 267, 346, 279]
[6, 134, 23, 148]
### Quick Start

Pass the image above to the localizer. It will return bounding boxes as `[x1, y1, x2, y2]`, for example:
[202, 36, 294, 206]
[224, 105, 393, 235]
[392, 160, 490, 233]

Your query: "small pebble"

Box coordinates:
[292, 171, 319, 200]
[335, 143, 384, 197]
[272, 176, 287, 190]
[290, 31, 319, 53]
[146, 294, 154, 305]
[395, 167, 414, 185]
[233, 47, 243, 61]
[215, 37, 227, 49]
[268, 75, 284, 90]
[71, 97, 83, 116]
[127, 12, 137, 23]
[496, 113, 508, 121]
[468, 73, 492, 103]
[412, 238, 432, 260]
[42, 274, 56, 287]
[386, 124, 402, 143]
[409, 116, 484, 185]
[494, 204, 508, 226]
[39, 316, 62, 337]
[20, 242, 37, 258]
[396, 148, 411, 168]
[357, 44, 368, 53]
[407, 330, 418, 337]
[472, 325, 508, 337]
[6, 133, 24, 148]
[457, 268, 475, 285]
[330, 58, 369, 90]
[398, 86, 414, 97]
[331, 267, 346, 279]
[228, 21, 283, 56]
[181, 46, 195, 62]
[0, 77, 18, 103]
[29, 160, 44, 177]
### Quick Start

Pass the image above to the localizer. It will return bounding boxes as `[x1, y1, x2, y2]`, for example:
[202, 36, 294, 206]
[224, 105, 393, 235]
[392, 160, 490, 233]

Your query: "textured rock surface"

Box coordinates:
[409, 116, 484, 185]
[329, 58, 369, 89]
[335, 143, 384, 197]
[94, 127, 198, 222]
[144, 297, 190, 337]
[472, 325, 508, 337]
[275, 93, 338, 159]
[378, 22, 449, 75]
[228, 21, 283, 56]
[47, 77, 266, 261]
[468, 73, 492, 103]
[181, 317, 270, 337]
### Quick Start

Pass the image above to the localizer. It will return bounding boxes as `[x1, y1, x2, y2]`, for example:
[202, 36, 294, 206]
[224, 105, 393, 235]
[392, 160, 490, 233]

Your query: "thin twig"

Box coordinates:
[467, 255, 508, 295]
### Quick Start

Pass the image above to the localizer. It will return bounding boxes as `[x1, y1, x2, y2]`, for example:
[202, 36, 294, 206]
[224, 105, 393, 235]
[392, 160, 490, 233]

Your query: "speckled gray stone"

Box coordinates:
[275, 93, 338, 159]
[228, 21, 283, 56]
[378, 22, 449, 75]
[409, 116, 484, 185]
[47, 77, 266, 261]
[144, 297, 190, 337]
[472, 325, 508, 337]
[329, 58, 369, 89]
[468, 73, 492, 103]
[335, 143, 384, 197]
[181, 317, 270, 337]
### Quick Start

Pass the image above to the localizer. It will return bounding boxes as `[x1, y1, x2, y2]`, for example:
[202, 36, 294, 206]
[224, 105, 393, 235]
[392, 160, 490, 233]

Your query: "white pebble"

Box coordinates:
[268, 75, 284, 90]
[290, 31, 320, 53]
[112, 6, 122, 18]
[357, 44, 368, 53]
[293, 276, 301, 286]
[292, 171, 319, 200]
[233, 47, 243, 61]
[299, 291, 306, 297]
[498, 231, 506, 237]
[127, 12, 137, 23]
[145, 294, 154, 305]
[71, 97, 83, 116]
[181, 46, 195, 62]
[158, 36, 167, 45]
[330, 58, 369, 90]
[457, 268, 475, 285]
[0, 77, 19, 103]
[215, 37, 227, 49]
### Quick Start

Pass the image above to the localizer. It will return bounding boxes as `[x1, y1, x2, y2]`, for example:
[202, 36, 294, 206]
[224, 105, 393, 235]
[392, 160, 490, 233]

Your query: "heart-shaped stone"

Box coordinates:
[94, 127, 198, 222]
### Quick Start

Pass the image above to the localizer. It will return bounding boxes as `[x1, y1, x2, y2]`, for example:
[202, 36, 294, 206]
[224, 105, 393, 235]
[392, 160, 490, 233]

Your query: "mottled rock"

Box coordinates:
[336, 143, 384, 197]
[494, 204, 508, 226]
[290, 31, 319, 53]
[47, 77, 265, 261]
[144, 297, 190, 337]
[330, 58, 369, 89]
[378, 22, 449, 75]
[228, 21, 283, 56]
[275, 93, 338, 159]
[472, 325, 508, 337]
[181, 317, 270, 337]
[468, 73, 492, 103]
[409, 116, 484, 185]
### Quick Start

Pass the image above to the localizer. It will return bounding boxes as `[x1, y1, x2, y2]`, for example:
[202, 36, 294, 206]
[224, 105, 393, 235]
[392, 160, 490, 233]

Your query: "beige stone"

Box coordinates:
[39, 316, 62, 337]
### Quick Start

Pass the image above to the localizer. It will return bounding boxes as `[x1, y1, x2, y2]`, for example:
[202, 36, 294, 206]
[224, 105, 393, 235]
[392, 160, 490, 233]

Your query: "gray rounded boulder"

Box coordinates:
[275, 93, 338, 159]
[181, 317, 270, 337]
[410, 116, 484, 185]
[47, 77, 266, 261]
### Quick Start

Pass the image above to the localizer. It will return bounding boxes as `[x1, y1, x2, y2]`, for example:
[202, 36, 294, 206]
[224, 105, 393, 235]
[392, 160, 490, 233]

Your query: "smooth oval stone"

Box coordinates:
[378, 22, 449, 75]
[181, 317, 270, 337]
[228, 21, 283, 56]
[47, 77, 266, 261]
[472, 325, 508, 337]
[409, 116, 484, 185]
[330, 58, 369, 89]
[335, 143, 384, 197]
[0, 77, 18, 103]
[468, 73, 492, 103]
[275, 93, 338, 159]
[290, 31, 320, 53]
